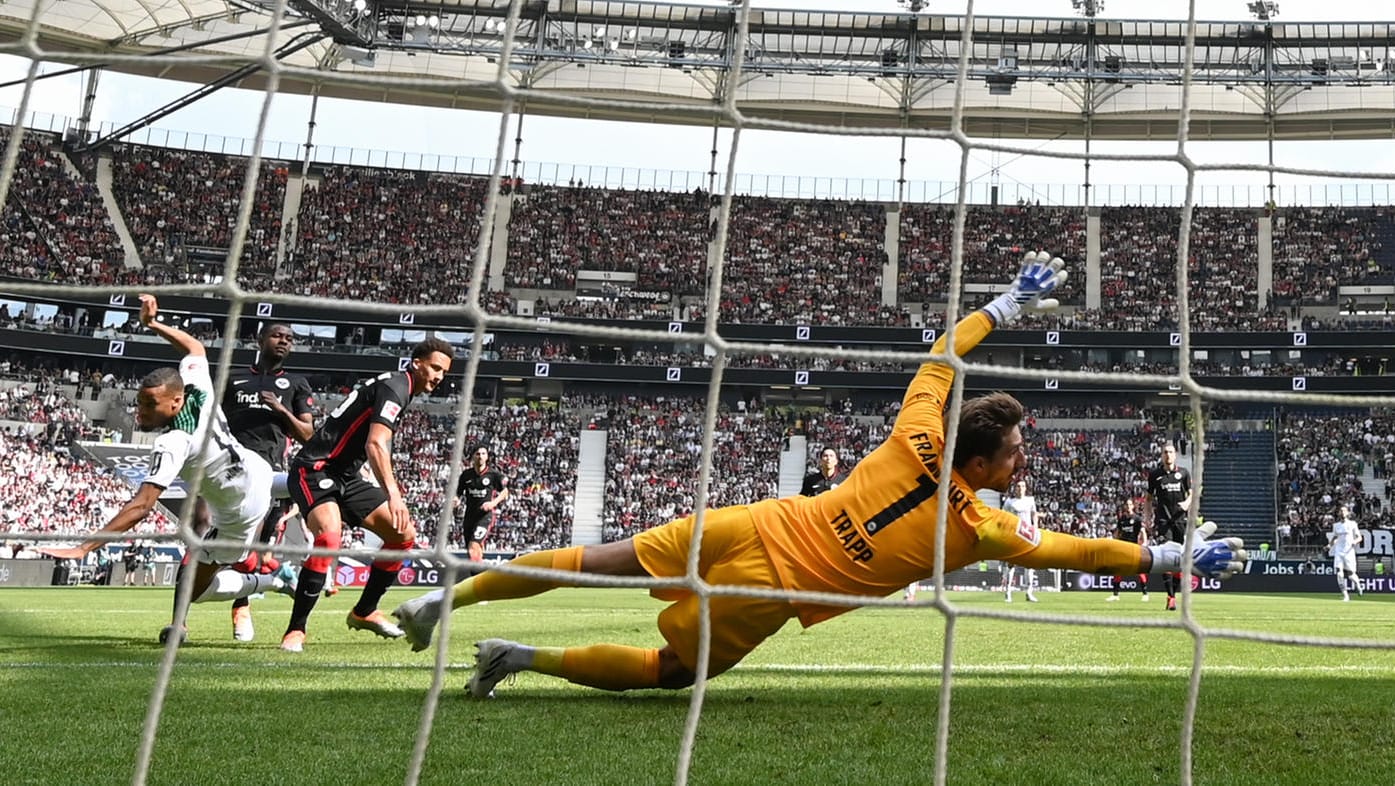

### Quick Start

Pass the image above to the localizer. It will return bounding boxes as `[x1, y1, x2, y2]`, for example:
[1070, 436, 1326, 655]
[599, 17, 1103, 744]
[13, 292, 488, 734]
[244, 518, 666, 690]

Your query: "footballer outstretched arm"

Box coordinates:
[40, 483, 164, 560]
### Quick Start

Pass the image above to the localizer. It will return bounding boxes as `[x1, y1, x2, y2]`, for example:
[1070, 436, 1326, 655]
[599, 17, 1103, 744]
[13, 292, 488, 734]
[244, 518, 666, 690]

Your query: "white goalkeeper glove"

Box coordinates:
[1147, 521, 1249, 581]
[983, 250, 1069, 325]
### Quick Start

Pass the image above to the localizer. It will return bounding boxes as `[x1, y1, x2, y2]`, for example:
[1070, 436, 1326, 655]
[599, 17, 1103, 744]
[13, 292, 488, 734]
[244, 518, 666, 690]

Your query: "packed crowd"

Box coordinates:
[0, 127, 125, 285]
[1271, 207, 1395, 305]
[800, 408, 894, 475]
[108, 143, 287, 288]
[1060, 208, 1288, 332]
[490, 339, 913, 373]
[24, 354, 1395, 558]
[1021, 425, 1167, 538]
[709, 196, 894, 326]
[898, 205, 1087, 307]
[505, 186, 710, 291]
[12, 134, 1395, 334]
[0, 430, 175, 536]
[1274, 412, 1391, 547]
[0, 378, 115, 444]
[596, 395, 787, 541]
[390, 402, 581, 552]
[532, 296, 675, 321]
[292, 166, 496, 303]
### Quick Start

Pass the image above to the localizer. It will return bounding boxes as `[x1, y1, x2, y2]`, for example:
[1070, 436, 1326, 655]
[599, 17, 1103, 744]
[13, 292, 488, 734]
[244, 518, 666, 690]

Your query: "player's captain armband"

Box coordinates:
[380, 400, 402, 423]
[1015, 517, 1040, 547]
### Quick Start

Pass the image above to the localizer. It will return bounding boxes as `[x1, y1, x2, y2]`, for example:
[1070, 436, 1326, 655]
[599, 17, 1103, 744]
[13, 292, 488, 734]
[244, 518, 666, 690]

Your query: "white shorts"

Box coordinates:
[1333, 551, 1357, 574]
[194, 454, 274, 565]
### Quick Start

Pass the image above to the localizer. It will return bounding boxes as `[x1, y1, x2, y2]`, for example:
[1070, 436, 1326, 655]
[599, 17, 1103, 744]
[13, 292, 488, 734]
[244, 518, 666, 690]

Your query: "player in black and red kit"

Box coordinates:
[455, 445, 509, 563]
[222, 323, 314, 641]
[165, 322, 314, 644]
[1146, 442, 1192, 611]
[1106, 498, 1150, 602]
[280, 338, 454, 652]
[799, 447, 848, 497]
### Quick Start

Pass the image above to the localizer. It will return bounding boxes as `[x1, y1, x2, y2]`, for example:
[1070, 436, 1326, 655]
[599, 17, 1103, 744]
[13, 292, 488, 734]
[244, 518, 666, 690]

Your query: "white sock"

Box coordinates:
[195, 571, 275, 603]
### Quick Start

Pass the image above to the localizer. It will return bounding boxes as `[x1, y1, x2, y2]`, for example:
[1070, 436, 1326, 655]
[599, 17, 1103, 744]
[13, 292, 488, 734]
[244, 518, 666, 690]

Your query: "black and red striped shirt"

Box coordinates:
[292, 370, 413, 476]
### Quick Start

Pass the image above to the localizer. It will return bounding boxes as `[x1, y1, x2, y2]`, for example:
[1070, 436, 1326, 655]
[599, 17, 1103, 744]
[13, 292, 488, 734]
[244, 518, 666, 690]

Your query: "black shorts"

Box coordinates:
[459, 510, 494, 546]
[1153, 516, 1187, 544]
[289, 465, 389, 526]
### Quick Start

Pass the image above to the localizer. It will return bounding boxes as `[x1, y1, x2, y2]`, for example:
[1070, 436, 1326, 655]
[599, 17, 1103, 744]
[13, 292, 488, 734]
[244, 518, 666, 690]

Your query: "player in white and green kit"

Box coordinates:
[1329, 505, 1364, 601]
[41, 295, 293, 641]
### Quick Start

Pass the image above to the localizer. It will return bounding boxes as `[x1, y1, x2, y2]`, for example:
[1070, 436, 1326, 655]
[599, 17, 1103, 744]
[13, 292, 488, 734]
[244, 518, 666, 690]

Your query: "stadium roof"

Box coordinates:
[7, 0, 1395, 143]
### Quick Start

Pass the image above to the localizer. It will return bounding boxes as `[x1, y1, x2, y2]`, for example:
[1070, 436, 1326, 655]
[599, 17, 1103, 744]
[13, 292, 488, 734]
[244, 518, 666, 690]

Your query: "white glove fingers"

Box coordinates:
[1034, 298, 1060, 312]
[1046, 256, 1065, 274]
[1052, 269, 1069, 288]
[1195, 521, 1218, 539]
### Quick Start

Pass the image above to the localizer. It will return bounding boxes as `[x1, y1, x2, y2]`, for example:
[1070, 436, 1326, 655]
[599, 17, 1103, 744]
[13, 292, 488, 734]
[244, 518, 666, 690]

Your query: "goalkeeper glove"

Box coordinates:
[984, 250, 1068, 326]
[1147, 521, 1249, 580]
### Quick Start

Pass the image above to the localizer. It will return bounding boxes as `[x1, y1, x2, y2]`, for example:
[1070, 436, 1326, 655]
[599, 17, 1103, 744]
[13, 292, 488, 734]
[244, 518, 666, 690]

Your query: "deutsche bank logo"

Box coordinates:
[108, 340, 125, 356]
[794, 370, 809, 386]
[1045, 331, 1060, 345]
[666, 367, 681, 382]
[668, 322, 683, 334]
[1292, 332, 1307, 347]
[256, 302, 273, 317]
[397, 357, 411, 372]
[1169, 333, 1181, 346]
[795, 326, 810, 341]
[1044, 378, 1059, 390]
[108, 294, 126, 306]
[535, 362, 550, 378]
[921, 329, 937, 343]
[1292, 377, 1307, 391]
[399, 313, 415, 325]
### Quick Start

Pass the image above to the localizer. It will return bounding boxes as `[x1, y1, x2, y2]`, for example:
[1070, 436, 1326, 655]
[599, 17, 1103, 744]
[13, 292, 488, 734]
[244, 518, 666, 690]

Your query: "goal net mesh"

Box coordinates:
[3, 1, 1394, 785]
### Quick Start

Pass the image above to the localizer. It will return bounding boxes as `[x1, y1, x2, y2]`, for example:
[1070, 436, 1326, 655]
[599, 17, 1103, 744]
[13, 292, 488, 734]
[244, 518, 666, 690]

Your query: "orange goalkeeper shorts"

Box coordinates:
[632, 505, 799, 677]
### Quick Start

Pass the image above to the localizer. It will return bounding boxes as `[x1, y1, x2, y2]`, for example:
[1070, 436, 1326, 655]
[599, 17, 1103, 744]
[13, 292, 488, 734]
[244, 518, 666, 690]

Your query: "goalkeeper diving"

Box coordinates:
[393, 252, 1250, 696]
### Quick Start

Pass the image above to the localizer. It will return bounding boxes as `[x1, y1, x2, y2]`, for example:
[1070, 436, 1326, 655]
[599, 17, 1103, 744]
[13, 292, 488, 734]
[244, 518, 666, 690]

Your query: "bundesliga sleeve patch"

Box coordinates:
[380, 400, 402, 423]
[1015, 517, 1041, 547]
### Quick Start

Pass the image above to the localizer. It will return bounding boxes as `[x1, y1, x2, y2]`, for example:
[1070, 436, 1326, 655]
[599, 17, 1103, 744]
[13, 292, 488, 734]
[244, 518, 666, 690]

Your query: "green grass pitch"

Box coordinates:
[2, 587, 1393, 786]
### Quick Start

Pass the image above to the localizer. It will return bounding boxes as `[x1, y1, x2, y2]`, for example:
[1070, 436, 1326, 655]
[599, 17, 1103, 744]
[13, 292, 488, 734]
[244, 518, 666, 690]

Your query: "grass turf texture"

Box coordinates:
[2, 587, 1393, 786]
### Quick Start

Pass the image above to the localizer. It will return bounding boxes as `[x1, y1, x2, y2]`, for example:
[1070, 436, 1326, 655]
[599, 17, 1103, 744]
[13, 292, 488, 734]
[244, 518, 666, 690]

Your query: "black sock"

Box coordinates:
[352, 567, 397, 618]
[232, 596, 250, 610]
[286, 568, 326, 634]
[1163, 573, 1176, 597]
[169, 563, 192, 625]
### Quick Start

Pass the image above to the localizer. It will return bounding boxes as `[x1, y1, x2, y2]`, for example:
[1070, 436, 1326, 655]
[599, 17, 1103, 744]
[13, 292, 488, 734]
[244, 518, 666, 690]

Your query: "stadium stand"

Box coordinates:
[0, 127, 125, 284]
[291, 166, 494, 303]
[107, 143, 287, 288]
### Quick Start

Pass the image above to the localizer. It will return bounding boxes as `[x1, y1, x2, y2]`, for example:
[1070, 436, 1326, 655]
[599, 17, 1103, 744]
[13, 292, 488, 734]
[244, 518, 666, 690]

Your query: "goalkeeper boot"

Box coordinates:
[346, 609, 405, 639]
[232, 605, 254, 642]
[467, 638, 524, 699]
[158, 624, 187, 646]
[392, 596, 441, 653]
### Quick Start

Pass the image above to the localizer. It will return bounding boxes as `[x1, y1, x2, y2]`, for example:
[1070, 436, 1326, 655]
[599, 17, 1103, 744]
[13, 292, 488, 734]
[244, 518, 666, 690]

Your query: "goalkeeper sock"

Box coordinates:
[451, 546, 584, 610]
[526, 644, 661, 691]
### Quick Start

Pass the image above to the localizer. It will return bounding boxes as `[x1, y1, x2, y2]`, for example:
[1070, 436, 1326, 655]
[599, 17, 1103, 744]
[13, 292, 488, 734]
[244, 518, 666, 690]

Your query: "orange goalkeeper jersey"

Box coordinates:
[750, 310, 1143, 626]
